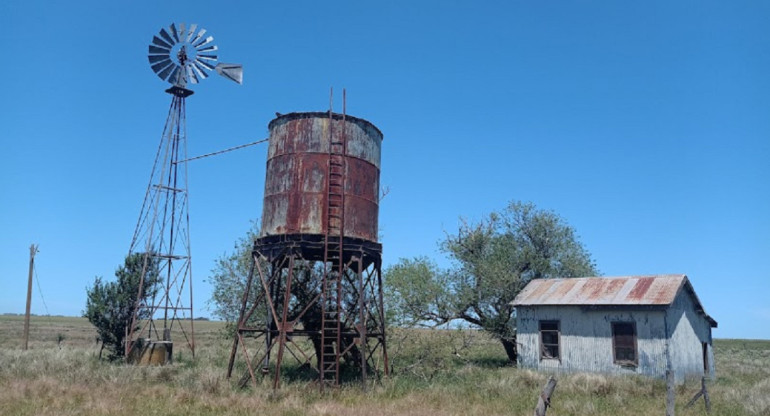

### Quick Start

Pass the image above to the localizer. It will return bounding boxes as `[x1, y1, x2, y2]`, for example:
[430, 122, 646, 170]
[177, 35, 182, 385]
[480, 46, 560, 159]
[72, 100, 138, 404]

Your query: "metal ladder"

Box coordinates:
[320, 107, 346, 388]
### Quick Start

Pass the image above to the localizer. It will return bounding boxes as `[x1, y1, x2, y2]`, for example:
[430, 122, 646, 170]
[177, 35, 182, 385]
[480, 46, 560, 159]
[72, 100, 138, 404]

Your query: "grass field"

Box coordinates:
[1, 314, 768, 415]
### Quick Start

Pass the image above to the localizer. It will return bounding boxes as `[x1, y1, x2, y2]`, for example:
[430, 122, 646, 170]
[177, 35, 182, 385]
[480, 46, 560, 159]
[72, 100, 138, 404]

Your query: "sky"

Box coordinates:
[1, 1, 768, 339]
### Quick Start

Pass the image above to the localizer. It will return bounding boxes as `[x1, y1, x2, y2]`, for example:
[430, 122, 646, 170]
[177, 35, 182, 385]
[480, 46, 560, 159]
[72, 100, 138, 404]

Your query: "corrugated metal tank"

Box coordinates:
[260, 112, 382, 242]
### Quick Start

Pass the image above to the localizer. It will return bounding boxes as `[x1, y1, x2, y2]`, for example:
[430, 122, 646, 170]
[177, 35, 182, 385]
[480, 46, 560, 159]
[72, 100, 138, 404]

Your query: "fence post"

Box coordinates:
[534, 376, 557, 416]
[666, 370, 675, 416]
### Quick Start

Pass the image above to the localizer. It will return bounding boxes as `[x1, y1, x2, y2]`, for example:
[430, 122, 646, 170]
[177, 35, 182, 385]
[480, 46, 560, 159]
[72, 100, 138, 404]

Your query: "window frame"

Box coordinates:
[611, 321, 638, 367]
[539, 320, 561, 361]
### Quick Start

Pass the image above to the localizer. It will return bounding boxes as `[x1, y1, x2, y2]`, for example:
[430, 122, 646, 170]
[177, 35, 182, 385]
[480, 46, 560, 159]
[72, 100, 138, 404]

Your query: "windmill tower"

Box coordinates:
[125, 23, 242, 361]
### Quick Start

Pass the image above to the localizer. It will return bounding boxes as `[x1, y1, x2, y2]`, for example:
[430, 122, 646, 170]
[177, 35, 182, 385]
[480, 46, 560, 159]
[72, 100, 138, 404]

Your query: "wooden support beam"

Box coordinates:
[685, 376, 711, 413]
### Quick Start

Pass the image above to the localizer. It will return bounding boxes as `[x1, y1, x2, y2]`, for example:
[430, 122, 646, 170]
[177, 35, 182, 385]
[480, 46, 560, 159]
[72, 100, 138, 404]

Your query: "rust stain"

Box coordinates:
[628, 277, 655, 300]
[527, 279, 556, 302]
[604, 278, 626, 299]
[553, 278, 577, 298]
[583, 279, 605, 301]
[261, 112, 382, 242]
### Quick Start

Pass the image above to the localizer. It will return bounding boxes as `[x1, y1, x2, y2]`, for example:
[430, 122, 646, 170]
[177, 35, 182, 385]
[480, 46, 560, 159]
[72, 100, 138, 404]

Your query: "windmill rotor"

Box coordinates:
[148, 23, 242, 87]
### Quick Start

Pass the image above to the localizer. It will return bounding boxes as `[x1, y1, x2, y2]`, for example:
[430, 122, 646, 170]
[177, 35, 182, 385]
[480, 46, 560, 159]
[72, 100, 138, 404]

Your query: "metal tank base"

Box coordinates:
[226, 234, 388, 391]
[254, 234, 382, 266]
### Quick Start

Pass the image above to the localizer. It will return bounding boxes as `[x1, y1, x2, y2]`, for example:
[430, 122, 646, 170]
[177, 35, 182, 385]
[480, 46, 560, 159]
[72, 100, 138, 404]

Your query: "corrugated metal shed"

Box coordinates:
[512, 275, 717, 327]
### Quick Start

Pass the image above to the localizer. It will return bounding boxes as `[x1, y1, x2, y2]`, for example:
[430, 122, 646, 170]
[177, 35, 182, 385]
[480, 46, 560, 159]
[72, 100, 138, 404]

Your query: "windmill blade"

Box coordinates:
[190, 28, 206, 45]
[198, 54, 217, 62]
[170, 23, 180, 43]
[186, 65, 199, 84]
[148, 54, 170, 64]
[167, 66, 181, 83]
[195, 58, 215, 71]
[178, 23, 186, 40]
[198, 44, 218, 53]
[186, 24, 198, 42]
[151, 59, 173, 73]
[158, 63, 176, 81]
[152, 35, 172, 49]
[191, 62, 208, 79]
[159, 28, 174, 46]
[149, 45, 170, 55]
[194, 35, 214, 48]
[215, 63, 243, 84]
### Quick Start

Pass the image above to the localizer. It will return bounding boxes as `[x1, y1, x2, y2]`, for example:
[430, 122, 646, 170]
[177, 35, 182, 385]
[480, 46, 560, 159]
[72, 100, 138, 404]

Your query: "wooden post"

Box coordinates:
[22, 244, 37, 350]
[685, 376, 711, 413]
[534, 376, 557, 416]
[666, 370, 675, 416]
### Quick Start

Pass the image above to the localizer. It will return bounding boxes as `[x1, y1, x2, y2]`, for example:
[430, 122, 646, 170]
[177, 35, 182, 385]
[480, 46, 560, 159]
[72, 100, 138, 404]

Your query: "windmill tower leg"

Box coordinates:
[126, 89, 195, 363]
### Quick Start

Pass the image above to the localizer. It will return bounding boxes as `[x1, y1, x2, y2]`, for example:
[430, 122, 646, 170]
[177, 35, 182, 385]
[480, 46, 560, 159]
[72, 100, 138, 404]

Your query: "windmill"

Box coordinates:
[125, 23, 242, 361]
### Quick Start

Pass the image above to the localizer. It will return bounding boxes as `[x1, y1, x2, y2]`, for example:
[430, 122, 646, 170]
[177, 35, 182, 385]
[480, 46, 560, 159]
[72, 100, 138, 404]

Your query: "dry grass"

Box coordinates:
[1, 315, 768, 415]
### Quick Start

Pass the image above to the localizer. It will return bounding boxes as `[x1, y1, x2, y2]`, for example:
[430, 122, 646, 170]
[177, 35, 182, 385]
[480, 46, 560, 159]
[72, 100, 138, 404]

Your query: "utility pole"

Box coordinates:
[23, 244, 38, 350]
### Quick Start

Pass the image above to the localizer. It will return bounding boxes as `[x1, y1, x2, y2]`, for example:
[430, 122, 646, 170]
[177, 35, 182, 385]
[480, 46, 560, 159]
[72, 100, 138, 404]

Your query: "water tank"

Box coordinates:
[260, 112, 382, 243]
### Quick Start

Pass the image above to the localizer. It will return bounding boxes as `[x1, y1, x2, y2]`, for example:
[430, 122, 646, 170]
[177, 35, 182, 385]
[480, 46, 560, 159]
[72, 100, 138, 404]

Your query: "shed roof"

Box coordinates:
[512, 275, 717, 327]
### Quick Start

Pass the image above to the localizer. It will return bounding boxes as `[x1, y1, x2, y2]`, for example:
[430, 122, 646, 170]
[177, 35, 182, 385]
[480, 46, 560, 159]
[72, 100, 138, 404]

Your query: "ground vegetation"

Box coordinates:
[1, 315, 767, 416]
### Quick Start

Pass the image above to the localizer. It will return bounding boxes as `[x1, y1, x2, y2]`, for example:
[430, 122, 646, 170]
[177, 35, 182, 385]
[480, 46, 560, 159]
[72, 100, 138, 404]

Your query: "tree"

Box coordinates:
[385, 201, 598, 362]
[207, 222, 261, 326]
[84, 253, 160, 360]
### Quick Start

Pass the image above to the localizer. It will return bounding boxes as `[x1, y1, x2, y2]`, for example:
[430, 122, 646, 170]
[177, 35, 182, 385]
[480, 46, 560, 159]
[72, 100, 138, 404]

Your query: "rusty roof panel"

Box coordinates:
[628, 276, 654, 300]
[512, 275, 687, 306]
[513, 274, 717, 328]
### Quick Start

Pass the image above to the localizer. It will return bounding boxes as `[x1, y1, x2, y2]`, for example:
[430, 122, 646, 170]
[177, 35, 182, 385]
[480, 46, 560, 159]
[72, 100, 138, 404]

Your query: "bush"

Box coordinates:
[83, 253, 160, 359]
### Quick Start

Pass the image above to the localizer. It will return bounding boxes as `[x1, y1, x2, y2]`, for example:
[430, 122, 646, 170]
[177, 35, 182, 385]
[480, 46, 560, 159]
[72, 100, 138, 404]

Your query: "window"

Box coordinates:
[702, 342, 709, 372]
[539, 321, 560, 360]
[611, 322, 637, 366]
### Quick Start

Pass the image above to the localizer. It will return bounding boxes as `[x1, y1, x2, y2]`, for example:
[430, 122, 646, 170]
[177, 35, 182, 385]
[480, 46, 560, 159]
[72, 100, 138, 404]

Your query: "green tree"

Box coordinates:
[207, 222, 261, 326]
[84, 253, 160, 360]
[385, 201, 598, 362]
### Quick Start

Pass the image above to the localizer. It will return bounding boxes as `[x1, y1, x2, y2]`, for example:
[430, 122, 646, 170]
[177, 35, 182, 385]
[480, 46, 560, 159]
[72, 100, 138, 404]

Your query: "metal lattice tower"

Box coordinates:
[126, 23, 242, 359]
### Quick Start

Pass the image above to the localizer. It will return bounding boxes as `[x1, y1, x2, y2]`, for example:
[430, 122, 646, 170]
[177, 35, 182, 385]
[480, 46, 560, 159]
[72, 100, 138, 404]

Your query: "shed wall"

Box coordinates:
[666, 290, 716, 381]
[516, 305, 669, 378]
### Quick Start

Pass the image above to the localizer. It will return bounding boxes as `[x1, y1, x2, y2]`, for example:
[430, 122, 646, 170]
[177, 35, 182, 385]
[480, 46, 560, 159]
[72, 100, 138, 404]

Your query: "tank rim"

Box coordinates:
[268, 111, 383, 138]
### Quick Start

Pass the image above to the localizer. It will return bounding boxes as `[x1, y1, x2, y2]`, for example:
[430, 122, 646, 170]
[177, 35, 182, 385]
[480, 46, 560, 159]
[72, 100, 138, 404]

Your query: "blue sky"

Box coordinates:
[1, 1, 768, 339]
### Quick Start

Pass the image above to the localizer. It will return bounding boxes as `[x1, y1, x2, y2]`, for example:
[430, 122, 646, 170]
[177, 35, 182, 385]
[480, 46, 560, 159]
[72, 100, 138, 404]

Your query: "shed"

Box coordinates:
[512, 274, 717, 382]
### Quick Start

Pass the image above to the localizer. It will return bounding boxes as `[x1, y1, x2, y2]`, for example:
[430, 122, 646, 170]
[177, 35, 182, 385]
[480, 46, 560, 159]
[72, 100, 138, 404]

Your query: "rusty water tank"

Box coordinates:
[260, 112, 382, 243]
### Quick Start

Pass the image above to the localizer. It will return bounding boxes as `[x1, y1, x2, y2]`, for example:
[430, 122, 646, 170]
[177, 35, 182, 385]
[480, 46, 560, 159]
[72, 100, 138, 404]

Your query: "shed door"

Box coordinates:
[702, 342, 709, 373]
